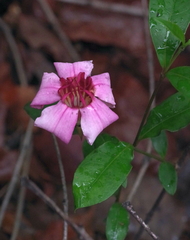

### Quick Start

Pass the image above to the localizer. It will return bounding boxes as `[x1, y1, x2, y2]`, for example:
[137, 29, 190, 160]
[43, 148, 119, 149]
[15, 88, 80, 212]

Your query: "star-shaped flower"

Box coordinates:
[31, 61, 118, 145]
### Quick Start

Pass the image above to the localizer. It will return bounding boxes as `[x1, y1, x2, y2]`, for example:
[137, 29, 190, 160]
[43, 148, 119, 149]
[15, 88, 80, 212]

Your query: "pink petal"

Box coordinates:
[91, 73, 116, 107]
[31, 73, 61, 109]
[35, 101, 78, 143]
[80, 98, 119, 145]
[54, 61, 93, 79]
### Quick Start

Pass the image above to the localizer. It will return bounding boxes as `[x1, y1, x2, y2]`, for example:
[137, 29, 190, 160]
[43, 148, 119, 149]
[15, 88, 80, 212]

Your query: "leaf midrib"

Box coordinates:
[85, 144, 131, 191]
[140, 103, 190, 139]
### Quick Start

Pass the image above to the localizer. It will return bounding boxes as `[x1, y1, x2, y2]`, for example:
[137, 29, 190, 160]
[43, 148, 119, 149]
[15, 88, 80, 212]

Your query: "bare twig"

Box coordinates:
[133, 143, 190, 240]
[57, 0, 144, 17]
[52, 134, 68, 240]
[141, 0, 155, 103]
[21, 177, 93, 240]
[122, 201, 159, 240]
[127, 143, 151, 202]
[11, 144, 33, 240]
[0, 18, 27, 86]
[0, 119, 33, 227]
[134, 189, 165, 240]
[37, 0, 80, 61]
[177, 143, 190, 169]
[127, 0, 156, 201]
[0, 184, 8, 199]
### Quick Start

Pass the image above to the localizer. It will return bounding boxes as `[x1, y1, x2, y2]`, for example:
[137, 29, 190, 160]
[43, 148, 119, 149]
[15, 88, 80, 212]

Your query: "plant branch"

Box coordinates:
[134, 189, 165, 240]
[52, 134, 68, 240]
[134, 147, 164, 162]
[21, 177, 93, 240]
[0, 119, 33, 227]
[133, 74, 164, 147]
[122, 201, 159, 240]
[127, 141, 152, 202]
[164, 44, 185, 74]
[11, 144, 33, 240]
[0, 18, 27, 87]
[37, 0, 80, 61]
[132, 143, 190, 240]
[132, 0, 160, 147]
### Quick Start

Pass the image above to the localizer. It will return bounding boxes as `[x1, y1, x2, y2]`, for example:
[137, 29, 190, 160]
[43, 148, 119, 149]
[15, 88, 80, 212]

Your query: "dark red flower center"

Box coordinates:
[58, 72, 95, 108]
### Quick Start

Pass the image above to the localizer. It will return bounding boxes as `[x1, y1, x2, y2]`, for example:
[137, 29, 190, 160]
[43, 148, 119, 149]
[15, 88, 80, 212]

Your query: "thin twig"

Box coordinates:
[127, 141, 152, 202]
[177, 143, 190, 169]
[134, 189, 165, 240]
[141, 0, 155, 105]
[21, 177, 93, 240]
[122, 201, 159, 240]
[133, 0, 157, 147]
[127, 0, 157, 201]
[52, 134, 68, 240]
[10, 143, 33, 240]
[0, 119, 33, 227]
[37, 0, 80, 61]
[57, 0, 144, 17]
[134, 146, 164, 163]
[0, 184, 8, 199]
[133, 143, 190, 240]
[0, 18, 27, 87]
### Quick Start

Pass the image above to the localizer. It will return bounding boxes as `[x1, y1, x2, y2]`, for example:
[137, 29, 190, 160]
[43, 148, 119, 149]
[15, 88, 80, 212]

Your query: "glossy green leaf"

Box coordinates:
[24, 101, 58, 120]
[154, 18, 185, 44]
[158, 162, 177, 195]
[24, 102, 43, 120]
[166, 67, 190, 98]
[122, 178, 128, 188]
[149, 0, 190, 68]
[151, 131, 167, 158]
[139, 92, 190, 140]
[106, 203, 129, 240]
[82, 133, 119, 158]
[73, 141, 134, 209]
[184, 39, 190, 47]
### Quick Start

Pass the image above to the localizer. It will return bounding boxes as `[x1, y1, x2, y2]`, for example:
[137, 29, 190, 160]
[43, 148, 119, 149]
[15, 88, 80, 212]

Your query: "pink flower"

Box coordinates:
[31, 61, 118, 145]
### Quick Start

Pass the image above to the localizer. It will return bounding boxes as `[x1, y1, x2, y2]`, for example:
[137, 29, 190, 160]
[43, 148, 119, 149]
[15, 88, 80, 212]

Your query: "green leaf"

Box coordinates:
[106, 203, 129, 240]
[149, 0, 190, 68]
[24, 102, 43, 120]
[82, 133, 119, 158]
[166, 67, 190, 98]
[154, 18, 185, 44]
[73, 141, 134, 209]
[139, 92, 190, 140]
[122, 178, 128, 188]
[184, 39, 190, 47]
[24, 101, 58, 120]
[151, 131, 167, 158]
[158, 162, 177, 195]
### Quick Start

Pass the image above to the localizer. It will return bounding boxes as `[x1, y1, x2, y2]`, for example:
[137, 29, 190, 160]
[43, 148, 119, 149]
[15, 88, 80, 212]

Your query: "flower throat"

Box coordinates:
[58, 72, 94, 108]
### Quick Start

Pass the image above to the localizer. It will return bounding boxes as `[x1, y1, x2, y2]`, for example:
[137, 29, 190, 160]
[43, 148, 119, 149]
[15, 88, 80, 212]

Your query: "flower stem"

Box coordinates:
[133, 74, 164, 147]
[133, 41, 186, 147]
[52, 135, 68, 240]
[134, 147, 164, 162]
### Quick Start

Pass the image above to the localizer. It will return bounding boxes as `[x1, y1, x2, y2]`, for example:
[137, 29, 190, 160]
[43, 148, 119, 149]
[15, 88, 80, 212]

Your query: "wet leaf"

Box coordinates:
[153, 18, 185, 44]
[151, 131, 168, 158]
[24, 101, 58, 120]
[166, 66, 190, 98]
[158, 162, 177, 195]
[106, 203, 129, 240]
[73, 141, 134, 209]
[24, 102, 43, 120]
[139, 92, 190, 140]
[149, 0, 190, 68]
[82, 133, 119, 158]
